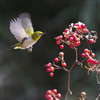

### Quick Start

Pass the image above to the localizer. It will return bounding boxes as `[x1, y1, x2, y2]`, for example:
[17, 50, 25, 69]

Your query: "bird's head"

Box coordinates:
[32, 31, 45, 42]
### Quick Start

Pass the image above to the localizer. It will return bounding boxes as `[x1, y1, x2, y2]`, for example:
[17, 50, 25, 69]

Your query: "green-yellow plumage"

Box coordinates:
[9, 13, 44, 52]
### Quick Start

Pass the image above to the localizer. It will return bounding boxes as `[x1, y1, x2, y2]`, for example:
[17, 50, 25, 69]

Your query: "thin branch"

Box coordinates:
[81, 57, 87, 63]
[95, 93, 100, 100]
[53, 62, 69, 72]
[64, 87, 71, 100]
[69, 61, 76, 72]
[70, 47, 78, 71]
[64, 46, 79, 100]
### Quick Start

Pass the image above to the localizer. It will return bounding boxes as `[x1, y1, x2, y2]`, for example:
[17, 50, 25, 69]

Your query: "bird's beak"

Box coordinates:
[42, 32, 46, 35]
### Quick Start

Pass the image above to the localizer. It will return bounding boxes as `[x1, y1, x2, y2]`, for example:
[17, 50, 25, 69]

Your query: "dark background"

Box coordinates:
[0, 0, 100, 100]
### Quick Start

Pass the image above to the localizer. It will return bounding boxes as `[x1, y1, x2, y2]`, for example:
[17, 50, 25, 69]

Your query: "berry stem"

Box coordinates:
[75, 47, 78, 60]
[53, 62, 69, 72]
[81, 57, 87, 63]
[75, 29, 92, 56]
[70, 62, 76, 72]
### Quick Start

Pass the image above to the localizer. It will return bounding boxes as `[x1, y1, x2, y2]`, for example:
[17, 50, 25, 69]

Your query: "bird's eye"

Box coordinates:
[37, 33, 41, 36]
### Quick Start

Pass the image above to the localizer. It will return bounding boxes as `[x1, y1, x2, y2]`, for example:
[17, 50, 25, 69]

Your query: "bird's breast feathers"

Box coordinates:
[22, 37, 36, 49]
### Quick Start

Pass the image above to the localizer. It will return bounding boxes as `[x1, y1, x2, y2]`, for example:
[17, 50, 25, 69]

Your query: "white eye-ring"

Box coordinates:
[37, 33, 41, 36]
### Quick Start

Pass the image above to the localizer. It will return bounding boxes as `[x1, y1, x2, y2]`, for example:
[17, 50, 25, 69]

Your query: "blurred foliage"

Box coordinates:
[0, 0, 100, 100]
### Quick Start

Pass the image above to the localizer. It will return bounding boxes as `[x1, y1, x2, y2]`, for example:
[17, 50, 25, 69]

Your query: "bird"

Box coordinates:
[9, 12, 45, 52]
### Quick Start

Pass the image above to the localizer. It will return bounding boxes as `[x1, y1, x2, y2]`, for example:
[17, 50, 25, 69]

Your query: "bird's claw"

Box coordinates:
[28, 46, 33, 53]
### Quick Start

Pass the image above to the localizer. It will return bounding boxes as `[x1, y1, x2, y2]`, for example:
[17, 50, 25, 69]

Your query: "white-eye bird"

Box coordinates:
[9, 12, 45, 52]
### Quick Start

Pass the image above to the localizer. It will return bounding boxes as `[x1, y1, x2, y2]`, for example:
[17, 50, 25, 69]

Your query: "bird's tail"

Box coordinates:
[8, 43, 24, 50]
[8, 45, 16, 50]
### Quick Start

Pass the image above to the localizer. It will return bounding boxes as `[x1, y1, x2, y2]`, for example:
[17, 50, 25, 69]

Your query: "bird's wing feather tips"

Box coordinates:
[18, 12, 34, 36]
[10, 18, 30, 42]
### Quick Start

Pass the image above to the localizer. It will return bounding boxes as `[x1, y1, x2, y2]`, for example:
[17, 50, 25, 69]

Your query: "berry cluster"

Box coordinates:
[45, 52, 67, 77]
[81, 48, 99, 74]
[55, 22, 97, 50]
[54, 52, 67, 67]
[46, 62, 55, 77]
[81, 48, 95, 58]
[45, 89, 61, 100]
[74, 22, 88, 33]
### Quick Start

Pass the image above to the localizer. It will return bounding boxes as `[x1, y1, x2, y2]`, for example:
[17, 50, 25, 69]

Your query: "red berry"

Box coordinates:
[54, 58, 59, 63]
[81, 53, 85, 58]
[81, 23, 85, 29]
[62, 62, 67, 67]
[78, 41, 81, 45]
[47, 90, 52, 95]
[50, 67, 54, 72]
[85, 53, 89, 57]
[52, 89, 57, 94]
[56, 40, 61, 45]
[49, 72, 54, 77]
[92, 53, 95, 58]
[93, 61, 98, 65]
[69, 37, 74, 42]
[45, 94, 48, 99]
[46, 94, 52, 99]
[56, 36, 60, 40]
[83, 28, 89, 33]
[86, 59, 90, 64]
[70, 43, 74, 49]
[74, 23, 79, 26]
[59, 35, 63, 39]
[89, 39, 95, 44]
[84, 49, 89, 53]
[46, 63, 52, 68]
[71, 34, 76, 38]
[47, 68, 51, 72]
[77, 25, 81, 29]
[59, 52, 64, 56]
[64, 34, 69, 39]
[59, 45, 64, 49]
[74, 23, 79, 27]
[87, 59, 94, 64]
[73, 37, 78, 42]
[56, 93, 61, 98]
[74, 37, 80, 42]
[65, 28, 69, 33]
[49, 97, 54, 100]
[74, 41, 81, 46]
[56, 35, 63, 40]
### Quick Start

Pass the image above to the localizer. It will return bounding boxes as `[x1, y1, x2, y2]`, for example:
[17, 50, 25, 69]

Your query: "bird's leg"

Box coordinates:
[28, 46, 33, 53]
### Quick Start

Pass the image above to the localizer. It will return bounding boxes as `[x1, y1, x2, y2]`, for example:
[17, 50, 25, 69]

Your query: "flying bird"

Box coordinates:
[9, 12, 45, 52]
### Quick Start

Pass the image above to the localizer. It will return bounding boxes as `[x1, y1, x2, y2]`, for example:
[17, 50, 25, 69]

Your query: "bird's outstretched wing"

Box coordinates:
[18, 12, 34, 36]
[10, 18, 30, 42]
